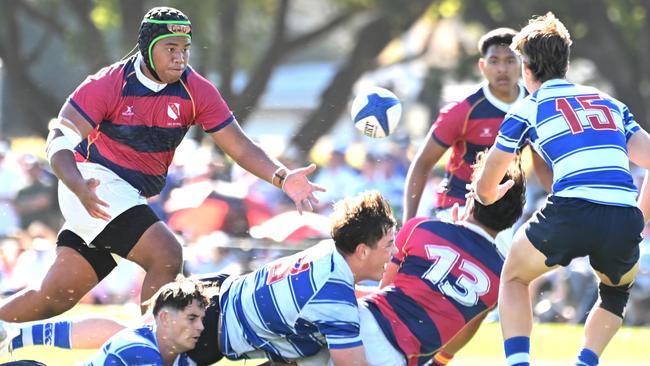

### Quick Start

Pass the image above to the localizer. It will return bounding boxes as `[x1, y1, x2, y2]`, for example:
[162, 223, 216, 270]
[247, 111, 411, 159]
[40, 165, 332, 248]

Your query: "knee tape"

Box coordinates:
[598, 282, 632, 318]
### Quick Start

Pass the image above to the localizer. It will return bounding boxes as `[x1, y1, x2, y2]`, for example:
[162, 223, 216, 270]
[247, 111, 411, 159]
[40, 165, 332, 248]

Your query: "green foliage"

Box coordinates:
[437, 0, 462, 18]
[481, 0, 505, 22]
[604, 0, 647, 48]
[90, 0, 120, 30]
[329, 0, 381, 9]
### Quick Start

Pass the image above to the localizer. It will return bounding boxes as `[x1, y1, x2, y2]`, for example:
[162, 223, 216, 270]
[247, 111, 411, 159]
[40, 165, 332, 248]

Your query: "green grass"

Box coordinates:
[1, 304, 649, 365]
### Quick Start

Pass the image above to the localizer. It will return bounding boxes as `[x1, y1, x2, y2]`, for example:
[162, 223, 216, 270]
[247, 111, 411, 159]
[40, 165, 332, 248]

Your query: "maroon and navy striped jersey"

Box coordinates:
[69, 55, 234, 197]
[363, 217, 503, 366]
[430, 84, 526, 209]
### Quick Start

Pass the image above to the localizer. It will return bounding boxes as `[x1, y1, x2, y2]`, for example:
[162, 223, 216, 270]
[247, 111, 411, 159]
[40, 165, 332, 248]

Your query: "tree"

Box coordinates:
[290, 0, 438, 152]
[1, 0, 430, 143]
[3, 0, 648, 147]
[0, 0, 63, 135]
[460, 0, 650, 131]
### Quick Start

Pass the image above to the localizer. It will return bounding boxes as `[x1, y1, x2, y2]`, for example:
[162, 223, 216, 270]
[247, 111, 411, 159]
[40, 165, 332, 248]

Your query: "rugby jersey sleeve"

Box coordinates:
[495, 101, 531, 153]
[68, 65, 120, 127]
[188, 72, 236, 133]
[111, 342, 164, 365]
[300, 280, 362, 349]
[621, 104, 641, 141]
[430, 101, 467, 147]
[392, 217, 429, 265]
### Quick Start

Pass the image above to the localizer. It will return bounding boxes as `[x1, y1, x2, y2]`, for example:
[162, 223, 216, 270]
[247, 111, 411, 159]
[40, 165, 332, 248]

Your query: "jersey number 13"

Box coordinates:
[421, 245, 490, 306]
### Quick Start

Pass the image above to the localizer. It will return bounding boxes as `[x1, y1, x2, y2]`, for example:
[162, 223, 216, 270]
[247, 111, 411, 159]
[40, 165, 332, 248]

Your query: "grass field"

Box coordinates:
[1, 304, 649, 365]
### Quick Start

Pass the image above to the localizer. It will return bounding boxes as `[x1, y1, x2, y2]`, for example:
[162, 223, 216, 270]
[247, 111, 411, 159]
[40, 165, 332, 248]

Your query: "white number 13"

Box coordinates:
[422, 245, 490, 306]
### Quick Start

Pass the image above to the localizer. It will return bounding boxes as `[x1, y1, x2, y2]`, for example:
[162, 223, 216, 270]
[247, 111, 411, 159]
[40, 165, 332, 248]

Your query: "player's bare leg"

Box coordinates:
[70, 317, 128, 348]
[0, 247, 98, 322]
[498, 228, 557, 365]
[126, 222, 183, 312]
[498, 228, 556, 339]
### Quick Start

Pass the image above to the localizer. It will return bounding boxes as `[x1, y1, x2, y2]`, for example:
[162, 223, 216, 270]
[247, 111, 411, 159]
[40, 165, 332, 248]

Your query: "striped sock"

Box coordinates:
[504, 336, 530, 366]
[12, 321, 72, 350]
[575, 348, 599, 366]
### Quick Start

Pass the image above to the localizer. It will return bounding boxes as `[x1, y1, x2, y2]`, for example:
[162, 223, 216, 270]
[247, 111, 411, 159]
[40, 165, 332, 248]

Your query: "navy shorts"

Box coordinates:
[56, 204, 160, 281]
[525, 196, 643, 285]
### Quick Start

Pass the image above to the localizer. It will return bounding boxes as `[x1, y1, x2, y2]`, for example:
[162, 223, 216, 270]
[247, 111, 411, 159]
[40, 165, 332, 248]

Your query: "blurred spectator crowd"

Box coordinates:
[0, 134, 648, 326]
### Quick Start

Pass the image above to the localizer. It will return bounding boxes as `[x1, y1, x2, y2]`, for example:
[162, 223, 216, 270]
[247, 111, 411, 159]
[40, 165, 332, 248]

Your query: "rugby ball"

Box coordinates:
[351, 87, 402, 138]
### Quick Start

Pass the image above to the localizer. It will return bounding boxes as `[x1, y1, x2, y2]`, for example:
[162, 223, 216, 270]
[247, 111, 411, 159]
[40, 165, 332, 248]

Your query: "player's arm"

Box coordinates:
[379, 261, 399, 288]
[529, 148, 552, 193]
[209, 123, 325, 214]
[403, 138, 448, 223]
[47, 102, 111, 220]
[329, 346, 370, 366]
[430, 309, 490, 365]
[627, 128, 650, 222]
[474, 147, 516, 205]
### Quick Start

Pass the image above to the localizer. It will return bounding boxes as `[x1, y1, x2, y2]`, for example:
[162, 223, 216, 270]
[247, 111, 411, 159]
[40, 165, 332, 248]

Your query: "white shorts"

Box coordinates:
[325, 302, 406, 366]
[359, 302, 406, 366]
[59, 162, 146, 244]
[436, 205, 514, 257]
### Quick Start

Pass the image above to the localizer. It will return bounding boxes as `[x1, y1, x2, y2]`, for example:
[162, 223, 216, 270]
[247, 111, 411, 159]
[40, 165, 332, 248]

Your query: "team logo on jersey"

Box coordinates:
[44, 323, 53, 346]
[122, 105, 134, 117]
[266, 255, 311, 285]
[479, 127, 493, 138]
[167, 103, 180, 120]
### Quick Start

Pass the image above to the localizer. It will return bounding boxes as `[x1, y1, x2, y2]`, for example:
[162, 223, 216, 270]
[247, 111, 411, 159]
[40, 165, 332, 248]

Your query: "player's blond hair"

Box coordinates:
[511, 12, 572, 82]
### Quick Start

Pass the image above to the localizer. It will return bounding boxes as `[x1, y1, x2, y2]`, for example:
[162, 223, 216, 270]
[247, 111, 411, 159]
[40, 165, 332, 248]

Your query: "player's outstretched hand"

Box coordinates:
[74, 178, 112, 221]
[282, 164, 327, 214]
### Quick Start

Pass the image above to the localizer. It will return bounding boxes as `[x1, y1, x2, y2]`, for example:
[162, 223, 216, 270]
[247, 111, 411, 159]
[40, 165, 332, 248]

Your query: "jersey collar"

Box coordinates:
[459, 220, 508, 258]
[540, 78, 571, 89]
[329, 241, 355, 283]
[135, 54, 168, 93]
[459, 221, 496, 244]
[482, 82, 526, 113]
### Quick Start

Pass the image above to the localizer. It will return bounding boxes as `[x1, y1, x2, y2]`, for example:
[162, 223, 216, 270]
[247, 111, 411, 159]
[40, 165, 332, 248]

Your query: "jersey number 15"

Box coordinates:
[555, 95, 617, 134]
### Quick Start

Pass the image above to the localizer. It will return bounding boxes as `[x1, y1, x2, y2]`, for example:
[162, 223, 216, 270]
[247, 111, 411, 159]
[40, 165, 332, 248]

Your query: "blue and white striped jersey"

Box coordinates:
[83, 324, 196, 366]
[495, 79, 640, 207]
[219, 240, 361, 362]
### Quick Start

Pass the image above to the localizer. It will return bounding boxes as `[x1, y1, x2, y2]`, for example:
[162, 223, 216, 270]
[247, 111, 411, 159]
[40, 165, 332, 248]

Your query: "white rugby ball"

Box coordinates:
[351, 87, 402, 138]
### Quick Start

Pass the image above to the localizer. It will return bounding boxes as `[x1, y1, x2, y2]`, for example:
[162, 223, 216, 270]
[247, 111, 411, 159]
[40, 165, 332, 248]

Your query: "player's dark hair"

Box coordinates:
[511, 12, 572, 82]
[149, 276, 208, 317]
[138, 6, 191, 81]
[478, 27, 517, 56]
[331, 191, 396, 255]
[471, 152, 526, 232]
